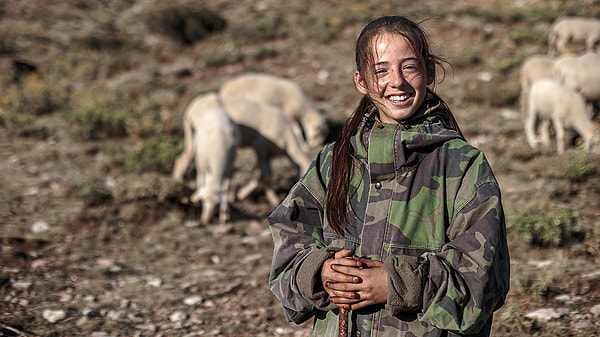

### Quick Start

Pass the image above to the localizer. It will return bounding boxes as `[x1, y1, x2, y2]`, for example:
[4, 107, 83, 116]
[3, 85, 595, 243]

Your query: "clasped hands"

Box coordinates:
[321, 249, 388, 311]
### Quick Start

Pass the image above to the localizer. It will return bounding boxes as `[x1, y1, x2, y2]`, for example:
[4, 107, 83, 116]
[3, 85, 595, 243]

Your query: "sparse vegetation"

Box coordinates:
[230, 16, 289, 42]
[565, 155, 600, 183]
[123, 133, 183, 174]
[204, 49, 245, 67]
[491, 55, 527, 73]
[509, 29, 546, 45]
[509, 208, 582, 247]
[2, 1, 600, 336]
[316, 10, 371, 43]
[78, 181, 113, 205]
[65, 100, 131, 140]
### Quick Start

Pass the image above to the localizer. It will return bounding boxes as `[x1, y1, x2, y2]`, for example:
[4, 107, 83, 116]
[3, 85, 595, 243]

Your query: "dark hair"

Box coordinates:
[326, 16, 462, 236]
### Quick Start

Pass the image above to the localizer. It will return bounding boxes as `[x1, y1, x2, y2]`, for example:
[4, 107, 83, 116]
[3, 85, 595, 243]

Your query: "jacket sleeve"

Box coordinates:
[417, 151, 511, 334]
[268, 148, 338, 324]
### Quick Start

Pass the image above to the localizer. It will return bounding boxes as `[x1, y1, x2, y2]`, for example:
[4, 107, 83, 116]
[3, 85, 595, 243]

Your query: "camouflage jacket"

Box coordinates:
[268, 100, 510, 337]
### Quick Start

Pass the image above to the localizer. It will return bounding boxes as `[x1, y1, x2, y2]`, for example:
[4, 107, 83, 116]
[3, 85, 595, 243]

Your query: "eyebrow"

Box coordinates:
[373, 57, 419, 66]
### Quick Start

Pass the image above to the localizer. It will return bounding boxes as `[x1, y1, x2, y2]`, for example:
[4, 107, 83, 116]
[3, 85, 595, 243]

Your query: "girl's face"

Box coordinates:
[354, 32, 433, 124]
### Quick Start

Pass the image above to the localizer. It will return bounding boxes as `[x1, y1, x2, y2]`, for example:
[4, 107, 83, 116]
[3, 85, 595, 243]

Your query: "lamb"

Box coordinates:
[548, 16, 600, 54]
[552, 52, 600, 117]
[219, 73, 329, 152]
[525, 78, 599, 154]
[519, 55, 555, 114]
[218, 94, 312, 207]
[172, 93, 240, 225]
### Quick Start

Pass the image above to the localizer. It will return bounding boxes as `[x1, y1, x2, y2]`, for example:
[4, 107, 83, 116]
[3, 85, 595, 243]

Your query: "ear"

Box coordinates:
[354, 71, 369, 95]
[426, 62, 435, 86]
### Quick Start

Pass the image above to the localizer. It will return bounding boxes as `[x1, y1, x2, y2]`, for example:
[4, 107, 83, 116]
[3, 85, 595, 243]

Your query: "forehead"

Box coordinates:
[371, 33, 417, 61]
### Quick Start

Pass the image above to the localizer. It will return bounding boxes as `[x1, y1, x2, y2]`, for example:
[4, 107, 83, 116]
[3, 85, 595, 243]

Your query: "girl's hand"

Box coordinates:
[322, 251, 389, 310]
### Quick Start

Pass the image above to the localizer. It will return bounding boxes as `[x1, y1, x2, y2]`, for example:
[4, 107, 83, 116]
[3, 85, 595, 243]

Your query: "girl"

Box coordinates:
[268, 16, 510, 337]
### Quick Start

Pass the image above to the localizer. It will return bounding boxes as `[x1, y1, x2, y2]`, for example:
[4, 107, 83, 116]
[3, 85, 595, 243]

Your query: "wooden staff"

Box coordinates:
[338, 307, 349, 337]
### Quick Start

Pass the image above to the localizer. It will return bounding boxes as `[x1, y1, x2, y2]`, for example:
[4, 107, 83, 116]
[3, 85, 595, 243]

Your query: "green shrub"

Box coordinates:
[123, 133, 183, 174]
[316, 11, 371, 43]
[78, 182, 113, 205]
[509, 30, 545, 45]
[230, 16, 289, 42]
[509, 208, 581, 247]
[566, 156, 600, 183]
[204, 50, 244, 67]
[66, 101, 130, 140]
[490, 55, 526, 73]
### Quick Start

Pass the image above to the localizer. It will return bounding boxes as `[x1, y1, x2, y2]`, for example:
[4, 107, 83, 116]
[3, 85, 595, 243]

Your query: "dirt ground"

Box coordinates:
[1, 1, 600, 336]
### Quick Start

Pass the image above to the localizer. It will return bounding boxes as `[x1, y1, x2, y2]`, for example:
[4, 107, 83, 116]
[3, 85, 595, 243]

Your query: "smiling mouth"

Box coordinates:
[388, 94, 411, 102]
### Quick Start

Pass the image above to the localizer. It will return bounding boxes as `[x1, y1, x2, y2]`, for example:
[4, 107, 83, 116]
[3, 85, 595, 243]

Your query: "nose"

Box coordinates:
[389, 68, 406, 88]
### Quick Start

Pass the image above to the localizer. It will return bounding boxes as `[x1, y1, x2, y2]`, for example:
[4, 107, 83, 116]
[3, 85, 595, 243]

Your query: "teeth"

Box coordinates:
[389, 95, 408, 102]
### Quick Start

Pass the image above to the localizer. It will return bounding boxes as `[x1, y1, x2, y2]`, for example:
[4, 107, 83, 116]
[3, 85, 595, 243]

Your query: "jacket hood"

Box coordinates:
[352, 93, 465, 175]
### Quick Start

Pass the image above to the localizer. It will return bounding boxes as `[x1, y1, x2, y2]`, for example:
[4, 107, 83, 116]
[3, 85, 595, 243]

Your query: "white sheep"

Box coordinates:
[525, 78, 599, 154]
[548, 16, 600, 54]
[172, 93, 240, 225]
[219, 73, 329, 152]
[219, 94, 312, 207]
[519, 54, 555, 114]
[553, 52, 600, 118]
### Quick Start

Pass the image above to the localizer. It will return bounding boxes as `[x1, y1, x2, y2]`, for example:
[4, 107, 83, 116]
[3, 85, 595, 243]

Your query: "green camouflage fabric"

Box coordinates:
[268, 98, 510, 337]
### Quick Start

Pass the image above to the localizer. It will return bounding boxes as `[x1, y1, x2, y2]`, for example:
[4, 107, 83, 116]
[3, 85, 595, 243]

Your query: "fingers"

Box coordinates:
[333, 249, 354, 259]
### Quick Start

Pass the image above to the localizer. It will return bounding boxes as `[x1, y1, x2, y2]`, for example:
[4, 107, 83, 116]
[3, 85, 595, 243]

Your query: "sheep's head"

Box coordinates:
[301, 110, 329, 149]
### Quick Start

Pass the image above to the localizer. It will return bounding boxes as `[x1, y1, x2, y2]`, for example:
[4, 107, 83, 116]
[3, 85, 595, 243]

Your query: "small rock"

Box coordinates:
[524, 308, 565, 322]
[43, 309, 66, 323]
[184, 220, 200, 228]
[476, 71, 493, 82]
[590, 304, 600, 317]
[91, 332, 115, 337]
[136, 323, 157, 332]
[554, 294, 571, 303]
[147, 277, 163, 288]
[12, 281, 32, 290]
[184, 295, 203, 306]
[24, 186, 39, 196]
[31, 220, 50, 233]
[169, 311, 187, 322]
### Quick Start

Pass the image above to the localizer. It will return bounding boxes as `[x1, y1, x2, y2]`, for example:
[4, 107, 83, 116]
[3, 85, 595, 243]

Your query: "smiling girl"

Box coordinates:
[268, 16, 510, 337]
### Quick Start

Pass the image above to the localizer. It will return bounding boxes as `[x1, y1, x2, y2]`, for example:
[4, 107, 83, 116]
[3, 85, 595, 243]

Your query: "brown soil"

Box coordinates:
[1, 1, 600, 336]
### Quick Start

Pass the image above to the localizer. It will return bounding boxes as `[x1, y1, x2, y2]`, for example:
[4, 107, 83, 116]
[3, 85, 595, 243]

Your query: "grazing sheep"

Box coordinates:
[219, 95, 312, 207]
[519, 55, 555, 114]
[219, 73, 329, 152]
[548, 16, 600, 54]
[553, 52, 600, 117]
[525, 79, 599, 154]
[172, 93, 240, 225]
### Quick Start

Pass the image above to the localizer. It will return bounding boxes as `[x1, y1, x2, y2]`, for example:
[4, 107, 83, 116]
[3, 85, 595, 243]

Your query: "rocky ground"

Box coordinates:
[1, 0, 600, 336]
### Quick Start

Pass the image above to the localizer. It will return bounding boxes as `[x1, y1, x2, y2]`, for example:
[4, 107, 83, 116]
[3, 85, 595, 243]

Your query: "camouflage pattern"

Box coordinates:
[268, 99, 510, 337]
